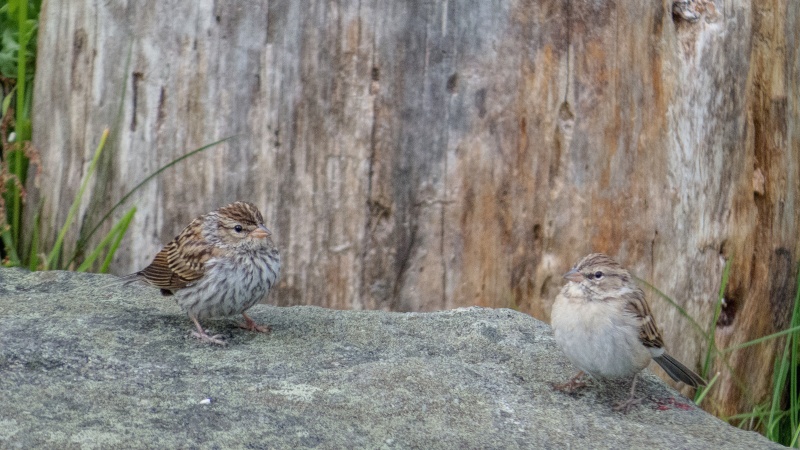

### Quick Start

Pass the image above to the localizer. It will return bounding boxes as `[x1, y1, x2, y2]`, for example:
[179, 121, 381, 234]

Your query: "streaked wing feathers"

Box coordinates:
[623, 291, 665, 349]
[137, 234, 211, 292]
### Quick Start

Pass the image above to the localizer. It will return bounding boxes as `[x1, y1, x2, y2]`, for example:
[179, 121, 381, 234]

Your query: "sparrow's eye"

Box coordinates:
[234, 225, 244, 233]
[594, 271, 604, 279]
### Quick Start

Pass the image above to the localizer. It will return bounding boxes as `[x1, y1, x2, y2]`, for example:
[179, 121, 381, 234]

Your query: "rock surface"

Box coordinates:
[0, 269, 781, 449]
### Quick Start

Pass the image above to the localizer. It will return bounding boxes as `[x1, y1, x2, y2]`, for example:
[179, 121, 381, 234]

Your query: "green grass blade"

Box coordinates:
[75, 225, 115, 272]
[790, 424, 800, 448]
[46, 128, 109, 269]
[702, 257, 731, 379]
[719, 325, 800, 354]
[26, 209, 39, 270]
[111, 43, 133, 135]
[693, 371, 719, 405]
[10, 0, 29, 253]
[1, 87, 13, 115]
[99, 206, 135, 273]
[76, 135, 235, 252]
[0, 226, 20, 265]
[76, 206, 136, 273]
[767, 328, 792, 440]
[635, 276, 706, 337]
[779, 265, 800, 445]
[789, 267, 800, 442]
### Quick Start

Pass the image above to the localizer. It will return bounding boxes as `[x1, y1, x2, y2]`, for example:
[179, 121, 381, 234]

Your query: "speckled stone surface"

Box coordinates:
[0, 268, 782, 449]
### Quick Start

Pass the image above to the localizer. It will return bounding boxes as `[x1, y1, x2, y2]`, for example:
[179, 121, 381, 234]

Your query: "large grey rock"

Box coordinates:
[0, 268, 780, 449]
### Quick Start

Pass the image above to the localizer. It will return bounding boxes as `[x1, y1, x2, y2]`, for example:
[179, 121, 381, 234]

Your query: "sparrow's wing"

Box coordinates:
[137, 221, 212, 291]
[624, 290, 665, 349]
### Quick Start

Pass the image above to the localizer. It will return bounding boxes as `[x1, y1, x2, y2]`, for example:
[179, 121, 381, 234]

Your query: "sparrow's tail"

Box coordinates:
[100, 272, 144, 290]
[653, 353, 707, 388]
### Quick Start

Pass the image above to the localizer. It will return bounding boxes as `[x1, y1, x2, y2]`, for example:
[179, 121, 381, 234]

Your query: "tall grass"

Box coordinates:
[0, 0, 230, 272]
[0, 0, 135, 272]
[722, 266, 800, 446]
[641, 261, 800, 447]
[0, 0, 39, 266]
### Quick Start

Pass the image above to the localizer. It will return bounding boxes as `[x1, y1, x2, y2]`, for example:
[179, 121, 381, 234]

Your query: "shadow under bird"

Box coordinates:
[123, 201, 281, 345]
[550, 253, 707, 412]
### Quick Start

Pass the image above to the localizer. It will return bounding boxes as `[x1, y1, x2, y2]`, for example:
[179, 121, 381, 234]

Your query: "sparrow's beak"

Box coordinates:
[249, 225, 272, 240]
[563, 268, 583, 283]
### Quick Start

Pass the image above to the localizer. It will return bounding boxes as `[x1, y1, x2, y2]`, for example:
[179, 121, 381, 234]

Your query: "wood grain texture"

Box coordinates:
[29, 0, 799, 417]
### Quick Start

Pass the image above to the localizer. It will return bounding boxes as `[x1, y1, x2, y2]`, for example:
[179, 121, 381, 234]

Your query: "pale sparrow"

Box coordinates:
[550, 253, 706, 411]
[124, 201, 281, 345]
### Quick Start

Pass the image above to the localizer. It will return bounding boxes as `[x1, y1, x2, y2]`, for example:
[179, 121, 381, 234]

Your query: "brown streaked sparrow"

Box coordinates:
[125, 201, 281, 345]
[550, 253, 706, 411]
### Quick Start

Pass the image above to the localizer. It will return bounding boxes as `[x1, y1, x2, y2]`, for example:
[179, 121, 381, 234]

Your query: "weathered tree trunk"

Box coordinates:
[29, 0, 799, 419]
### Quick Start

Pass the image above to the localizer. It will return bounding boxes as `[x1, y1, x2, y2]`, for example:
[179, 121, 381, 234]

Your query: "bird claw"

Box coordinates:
[552, 371, 588, 393]
[239, 322, 271, 333]
[552, 379, 588, 393]
[191, 329, 228, 346]
[240, 313, 271, 333]
[613, 395, 643, 413]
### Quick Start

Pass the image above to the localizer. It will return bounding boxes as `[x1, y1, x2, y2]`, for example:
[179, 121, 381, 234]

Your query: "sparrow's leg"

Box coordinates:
[239, 312, 271, 333]
[189, 316, 227, 346]
[613, 374, 643, 413]
[552, 371, 588, 392]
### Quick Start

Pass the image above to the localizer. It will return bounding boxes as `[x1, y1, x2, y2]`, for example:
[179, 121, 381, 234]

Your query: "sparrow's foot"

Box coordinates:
[613, 374, 642, 413]
[552, 371, 588, 393]
[190, 316, 227, 346]
[191, 329, 228, 346]
[613, 394, 643, 413]
[239, 312, 271, 333]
